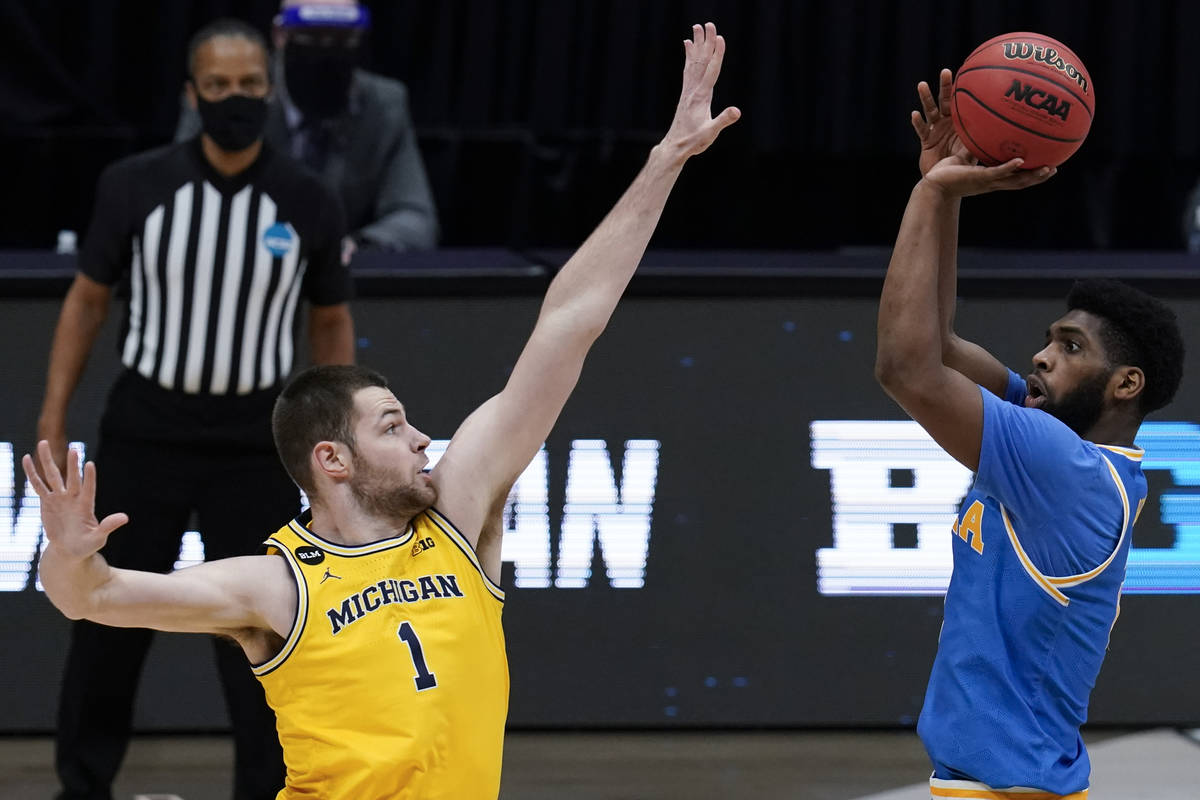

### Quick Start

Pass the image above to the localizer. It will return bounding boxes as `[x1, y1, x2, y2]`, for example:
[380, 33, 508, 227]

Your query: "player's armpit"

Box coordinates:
[85, 554, 297, 642]
[879, 363, 984, 471]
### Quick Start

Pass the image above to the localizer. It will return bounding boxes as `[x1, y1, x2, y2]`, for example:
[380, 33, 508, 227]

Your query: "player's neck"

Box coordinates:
[1083, 413, 1140, 449]
[200, 135, 263, 177]
[307, 500, 415, 546]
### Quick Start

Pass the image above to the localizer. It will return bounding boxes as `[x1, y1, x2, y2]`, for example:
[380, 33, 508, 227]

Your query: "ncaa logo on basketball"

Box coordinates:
[263, 222, 297, 257]
[295, 545, 325, 566]
[1003, 81, 1071, 121]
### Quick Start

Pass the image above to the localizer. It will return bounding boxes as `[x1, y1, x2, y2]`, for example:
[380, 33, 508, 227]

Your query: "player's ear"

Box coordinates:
[1111, 366, 1144, 404]
[185, 78, 198, 111]
[312, 441, 350, 483]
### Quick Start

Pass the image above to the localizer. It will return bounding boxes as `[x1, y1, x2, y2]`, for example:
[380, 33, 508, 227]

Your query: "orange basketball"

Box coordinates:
[950, 32, 1095, 168]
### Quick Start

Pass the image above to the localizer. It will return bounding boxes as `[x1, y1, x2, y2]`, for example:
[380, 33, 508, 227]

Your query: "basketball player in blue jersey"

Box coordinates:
[876, 70, 1186, 799]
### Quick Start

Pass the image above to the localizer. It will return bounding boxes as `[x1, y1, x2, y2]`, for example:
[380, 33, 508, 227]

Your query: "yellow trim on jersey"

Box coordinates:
[930, 777, 1087, 799]
[1046, 454, 1129, 588]
[1133, 496, 1146, 525]
[251, 537, 308, 677]
[286, 517, 415, 557]
[1096, 443, 1143, 462]
[1000, 504, 1070, 606]
[425, 507, 505, 602]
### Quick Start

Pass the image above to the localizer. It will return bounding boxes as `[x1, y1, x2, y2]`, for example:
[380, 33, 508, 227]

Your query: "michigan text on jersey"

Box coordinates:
[326, 575, 465, 635]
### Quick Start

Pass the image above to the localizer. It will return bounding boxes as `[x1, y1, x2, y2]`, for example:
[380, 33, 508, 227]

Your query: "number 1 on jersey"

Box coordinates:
[397, 621, 438, 691]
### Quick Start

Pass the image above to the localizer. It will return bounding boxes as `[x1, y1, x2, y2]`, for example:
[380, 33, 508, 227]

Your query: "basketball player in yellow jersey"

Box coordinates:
[27, 22, 740, 800]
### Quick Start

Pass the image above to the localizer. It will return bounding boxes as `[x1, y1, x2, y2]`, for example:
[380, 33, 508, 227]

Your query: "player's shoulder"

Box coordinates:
[983, 393, 1109, 474]
[983, 387, 1072, 442]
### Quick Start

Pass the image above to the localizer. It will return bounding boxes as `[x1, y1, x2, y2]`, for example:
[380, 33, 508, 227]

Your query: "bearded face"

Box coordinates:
[1038, 367, 1111, 437]
[348, 449, 437, 524]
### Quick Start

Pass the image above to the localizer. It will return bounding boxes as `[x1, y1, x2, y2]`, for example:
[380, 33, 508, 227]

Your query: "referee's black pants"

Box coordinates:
[55, 435, 297, 800]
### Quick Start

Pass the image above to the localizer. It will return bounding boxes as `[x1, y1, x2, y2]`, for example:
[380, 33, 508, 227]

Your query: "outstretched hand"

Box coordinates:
[912, 69, 971, 175]
[923, 153, 1056, 198]
[22, 441, 128, 563]
[661, 22, 741, 158]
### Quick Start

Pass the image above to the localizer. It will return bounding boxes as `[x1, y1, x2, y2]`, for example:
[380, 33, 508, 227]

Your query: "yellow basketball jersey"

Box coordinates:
[253, 507, 508, 800]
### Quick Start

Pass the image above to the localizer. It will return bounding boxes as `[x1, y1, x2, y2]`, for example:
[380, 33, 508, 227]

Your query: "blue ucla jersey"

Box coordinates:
[918, 370, 1146, 794]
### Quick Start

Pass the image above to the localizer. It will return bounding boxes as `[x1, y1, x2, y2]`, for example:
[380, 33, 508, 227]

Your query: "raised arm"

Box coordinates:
[432, 23, 740, 567]
[911, 69, 1010, 397]
[876, 157, 1054, 470]
[25, 444, 294, 660]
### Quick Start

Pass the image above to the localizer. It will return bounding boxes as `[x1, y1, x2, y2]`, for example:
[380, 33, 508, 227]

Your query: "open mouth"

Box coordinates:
[1025, 377, 1047, 409]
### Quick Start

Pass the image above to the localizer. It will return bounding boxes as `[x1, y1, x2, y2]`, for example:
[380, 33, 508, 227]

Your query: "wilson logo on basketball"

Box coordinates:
[1001, 42, 1089, 92]
[1003, 81, 1071, 121]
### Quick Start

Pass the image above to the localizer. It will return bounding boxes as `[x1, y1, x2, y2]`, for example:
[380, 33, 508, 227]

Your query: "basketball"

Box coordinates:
[950, 32, 1094, 168]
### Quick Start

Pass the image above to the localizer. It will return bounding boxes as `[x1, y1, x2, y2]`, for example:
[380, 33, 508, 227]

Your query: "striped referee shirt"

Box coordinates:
[81, 139, 351, 397]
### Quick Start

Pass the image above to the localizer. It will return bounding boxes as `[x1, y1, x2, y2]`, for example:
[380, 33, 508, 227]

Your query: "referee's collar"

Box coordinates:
[189, 137, 274, 193]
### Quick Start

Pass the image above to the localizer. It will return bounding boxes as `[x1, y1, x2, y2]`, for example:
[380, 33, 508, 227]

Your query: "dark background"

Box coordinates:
[3, 0, 1200, 252]
[3, 0, 1200, 735]
[3, 292, 1199, 732]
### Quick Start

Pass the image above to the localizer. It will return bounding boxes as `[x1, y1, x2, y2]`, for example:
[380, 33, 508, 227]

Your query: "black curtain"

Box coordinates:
[4, 0, 1199, 249]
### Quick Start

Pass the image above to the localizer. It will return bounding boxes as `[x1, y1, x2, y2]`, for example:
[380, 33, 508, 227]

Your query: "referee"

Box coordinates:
[35, 19, 353, 800]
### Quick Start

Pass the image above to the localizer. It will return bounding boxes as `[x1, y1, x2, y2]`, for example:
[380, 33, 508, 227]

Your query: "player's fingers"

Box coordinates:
[702, 34, 726, 89]
[996, 165, 1056, 191]
[65, 447, 81, 494]
[97, 512, 130, 539]
[938, 68, 953, 115]
[37, 440, 65, 492]
[683, 25, 706, 81]
[917, 81, 937, 120]
[981, 157, 1025, 178]
[21, 454, 51, 498]
[911, 110, 928, 139]
[81, 460, 98, 508]
[713, 105, 741, 131]
[1018, 165, 1057, 185]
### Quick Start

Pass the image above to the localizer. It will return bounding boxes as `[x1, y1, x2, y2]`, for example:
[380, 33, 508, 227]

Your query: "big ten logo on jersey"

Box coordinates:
[0, 438, 661, 593]
[411, 536, 436, 557]
[809, 421, 1200, 597]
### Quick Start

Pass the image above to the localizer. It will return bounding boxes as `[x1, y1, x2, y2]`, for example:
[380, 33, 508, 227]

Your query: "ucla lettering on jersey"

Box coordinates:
[918, 370, 1145, 796]
[253, 507, 508, 800]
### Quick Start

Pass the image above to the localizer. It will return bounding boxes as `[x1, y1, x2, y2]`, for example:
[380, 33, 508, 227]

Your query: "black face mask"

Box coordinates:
[194, 93, 268, 152]
[284, 42, 357, 120]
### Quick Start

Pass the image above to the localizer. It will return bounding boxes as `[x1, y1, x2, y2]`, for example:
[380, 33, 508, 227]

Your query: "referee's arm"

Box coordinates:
[37, 273, 112, 476]
[304, 177, 355, 366]
[308, 303, 354, 365]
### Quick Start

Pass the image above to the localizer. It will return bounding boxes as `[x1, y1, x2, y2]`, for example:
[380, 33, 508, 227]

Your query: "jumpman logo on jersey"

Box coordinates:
[321, 567, 342, 584]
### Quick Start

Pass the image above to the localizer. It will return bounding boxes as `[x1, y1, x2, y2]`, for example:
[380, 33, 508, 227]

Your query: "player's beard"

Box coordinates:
[349, 455, 437, 526]
[1042, 368, 1111, 437]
